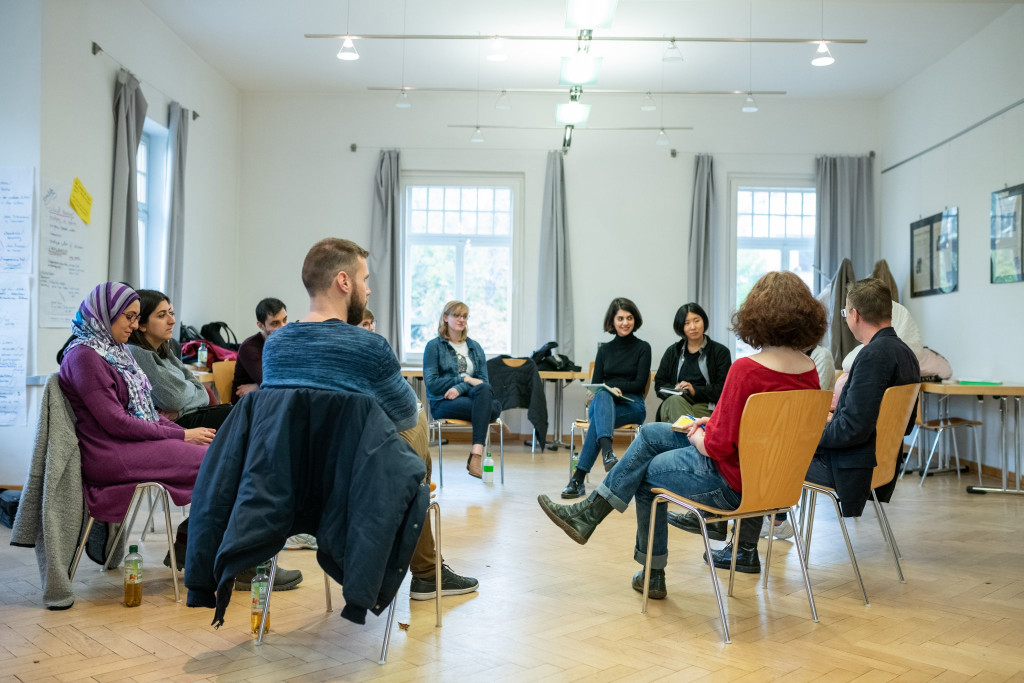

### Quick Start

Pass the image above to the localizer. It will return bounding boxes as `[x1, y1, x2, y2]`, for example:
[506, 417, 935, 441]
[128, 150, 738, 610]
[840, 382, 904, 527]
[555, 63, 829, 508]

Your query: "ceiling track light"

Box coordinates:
[486, 36, 508, 62]
[565, 0, 618, 30]
[662, 41, 684, 62]
[470, 127, 485, 143]
[395, 89, 411, 108]
[562, 125, 574, 152]
[494, 90, 511, 110]
[741, 94, 759, 113]
[336, 0, 359, 61]
[655, 128, 670, 146]
[640, 91, 657, 111]
[812, 0, 835, 66]
[743, 2, 757, 112]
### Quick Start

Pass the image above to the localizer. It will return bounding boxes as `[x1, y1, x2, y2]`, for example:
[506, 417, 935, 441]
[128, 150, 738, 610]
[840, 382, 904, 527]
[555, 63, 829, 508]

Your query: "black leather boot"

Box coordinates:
[704, 541, 761, 574]
[632, 568, 667, 599]
[666, 511, 728, 541]
[537, 491, 614, 544]
[561, 474, 586, 499]
[602, 451, 619, 472]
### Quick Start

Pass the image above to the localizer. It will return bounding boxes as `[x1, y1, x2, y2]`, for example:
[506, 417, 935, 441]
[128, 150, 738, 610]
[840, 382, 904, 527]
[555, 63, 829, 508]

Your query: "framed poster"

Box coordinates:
[990, 183, 1024, 284]
[910, 208, 958, 297]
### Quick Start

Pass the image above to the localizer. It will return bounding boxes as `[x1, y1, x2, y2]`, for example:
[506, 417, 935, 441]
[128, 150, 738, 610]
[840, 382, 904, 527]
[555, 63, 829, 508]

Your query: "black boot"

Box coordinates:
[602, 451, 619, 472]
[666, 511, 728, 541]
[561, 470, 586, 499]
[537, 491, 614, 545]
[704, 541, 761, 574]
[632, 568, 667, 599]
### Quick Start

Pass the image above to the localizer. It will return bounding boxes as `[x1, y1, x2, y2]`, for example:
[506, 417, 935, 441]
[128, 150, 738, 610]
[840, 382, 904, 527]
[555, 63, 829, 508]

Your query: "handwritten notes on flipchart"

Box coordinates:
[39, 179, 89, 327]
[0, 274, 29, 426]
[0, 167, 33, 273]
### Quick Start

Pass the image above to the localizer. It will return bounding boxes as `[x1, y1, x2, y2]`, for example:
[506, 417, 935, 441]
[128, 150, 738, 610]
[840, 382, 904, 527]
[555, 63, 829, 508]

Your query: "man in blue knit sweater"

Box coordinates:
[262, 238, 478, 601]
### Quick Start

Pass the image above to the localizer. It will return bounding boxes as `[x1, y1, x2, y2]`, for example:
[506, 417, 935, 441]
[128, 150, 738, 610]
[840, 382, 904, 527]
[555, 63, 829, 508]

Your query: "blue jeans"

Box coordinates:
[743, 452, 833, 538]
[596, 423, 741, 569]
[575, 390, 647, 472]
[429, 382, 502, 446]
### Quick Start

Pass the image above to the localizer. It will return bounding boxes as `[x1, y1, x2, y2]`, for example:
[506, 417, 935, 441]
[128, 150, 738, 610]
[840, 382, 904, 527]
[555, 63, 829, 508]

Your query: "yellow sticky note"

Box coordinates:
[70, 177, 93, 225]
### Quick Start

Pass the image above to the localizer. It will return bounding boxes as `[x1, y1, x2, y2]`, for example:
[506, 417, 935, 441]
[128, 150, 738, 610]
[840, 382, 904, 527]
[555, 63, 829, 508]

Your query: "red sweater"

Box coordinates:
[702, 357, 820, 492]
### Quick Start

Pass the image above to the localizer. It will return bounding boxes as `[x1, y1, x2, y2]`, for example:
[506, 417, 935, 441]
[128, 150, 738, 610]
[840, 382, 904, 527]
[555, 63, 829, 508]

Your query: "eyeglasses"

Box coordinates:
[123, 312, 140, 323]
[841, 308, 854, 318]
[450, 313, 469, 320]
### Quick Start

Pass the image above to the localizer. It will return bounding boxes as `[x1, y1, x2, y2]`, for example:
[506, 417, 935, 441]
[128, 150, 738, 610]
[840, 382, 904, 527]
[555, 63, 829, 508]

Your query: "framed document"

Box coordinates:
[910, 208, 958, 297]
[990, 184, 1024, 284]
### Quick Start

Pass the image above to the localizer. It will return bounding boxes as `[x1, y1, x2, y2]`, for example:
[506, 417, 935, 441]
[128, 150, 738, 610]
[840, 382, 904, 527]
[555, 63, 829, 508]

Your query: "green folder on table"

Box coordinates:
[957, 379, 1003, 386]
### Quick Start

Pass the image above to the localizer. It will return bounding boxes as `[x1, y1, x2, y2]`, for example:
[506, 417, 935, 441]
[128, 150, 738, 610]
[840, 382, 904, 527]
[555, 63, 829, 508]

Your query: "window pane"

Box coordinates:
[753, 191, 769, 214]
[478, 188, 494, 211]
[803, 216, 816, 239]
[411, 187, 428, 210]
[461, 189, 477, 212]
[493, 212, 510, 235]
[410, 210, 427, 234]
[137, 142, 148, 174]
[406, 244, 457, 354]
[137, 172, 147, 204]
[427, 211, 443, 234]
[769, 215, 784, 238]
[460, 212, 477, 234]
[737, 214, 752, 238]
[769, 191, 786, 215]
[787, 192, 803, 215]
[803, 193, 816, 216]
[752, 214, 769, 238]
[494, 188, 511, 211]
[478, 212, 493, 235]
[737, 190, 752, 214]
[463, 245, 511, 354]
[737, 248, 782, 307]
[786, 215, 802, 238]
[444, 212, 461, 234]
[428, 187, 444, 210]
[445, 188, 460, 211]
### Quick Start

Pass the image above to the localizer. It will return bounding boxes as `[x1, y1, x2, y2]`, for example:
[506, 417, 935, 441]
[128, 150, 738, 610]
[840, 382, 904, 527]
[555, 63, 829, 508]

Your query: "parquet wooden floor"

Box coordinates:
[2, 444, 1023, 682]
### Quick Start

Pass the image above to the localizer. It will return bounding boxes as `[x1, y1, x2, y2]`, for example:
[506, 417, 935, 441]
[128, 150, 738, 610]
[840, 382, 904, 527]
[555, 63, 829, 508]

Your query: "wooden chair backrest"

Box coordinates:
[733, 390, 832, 515]
[211, 360, 236, 405]
[870, 382, 921, 489]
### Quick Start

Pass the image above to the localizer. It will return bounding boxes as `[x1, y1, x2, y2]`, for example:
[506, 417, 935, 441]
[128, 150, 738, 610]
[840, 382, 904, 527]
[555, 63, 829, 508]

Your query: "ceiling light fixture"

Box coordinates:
[741, 94, 759, 113]
[655, 128, 670, 146]
[562, 124, 574, 152]
[565, 0, 618, 29]
[470, 127, 485, 143]
[742, 2, 758, 113]
[336, 0, 359, 61]
[556, 85, 591, 125]
[640, 91, 657, 111]
[662, 40, 684, 62]
[811, 1, 835, 66]
[494, 90, 511, 110]
[395, 89, 411, 108]
[486, 36, 508, 62]
[560, 31, 601, 86]
[395, 0, 411, 107]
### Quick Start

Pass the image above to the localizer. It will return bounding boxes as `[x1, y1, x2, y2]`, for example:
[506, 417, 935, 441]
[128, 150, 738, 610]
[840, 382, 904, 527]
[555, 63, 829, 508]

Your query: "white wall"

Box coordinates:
[0, 0, 241, 486]
[879, 4, 1024, 469]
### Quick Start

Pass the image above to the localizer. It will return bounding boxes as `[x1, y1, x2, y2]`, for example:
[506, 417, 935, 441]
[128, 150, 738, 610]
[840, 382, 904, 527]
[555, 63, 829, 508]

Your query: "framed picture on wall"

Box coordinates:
[990, 183, 1024, 284]
[910, 208, 958, 297]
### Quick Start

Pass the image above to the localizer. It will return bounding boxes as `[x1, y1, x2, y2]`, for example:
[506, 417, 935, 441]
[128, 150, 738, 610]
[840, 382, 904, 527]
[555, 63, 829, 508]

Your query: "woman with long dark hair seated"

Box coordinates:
[538, 272, 826, 598]
[653, 303, 732, 424]
[127, 289, 232, 429]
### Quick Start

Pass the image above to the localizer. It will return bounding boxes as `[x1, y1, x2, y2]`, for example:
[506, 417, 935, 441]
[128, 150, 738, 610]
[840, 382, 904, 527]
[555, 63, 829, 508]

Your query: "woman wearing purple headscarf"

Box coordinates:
[58, 283, 212, 528]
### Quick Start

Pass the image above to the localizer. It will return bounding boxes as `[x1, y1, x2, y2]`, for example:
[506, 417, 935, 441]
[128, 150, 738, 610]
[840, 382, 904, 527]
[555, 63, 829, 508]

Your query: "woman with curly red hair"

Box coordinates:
[538, 271, 826, 599]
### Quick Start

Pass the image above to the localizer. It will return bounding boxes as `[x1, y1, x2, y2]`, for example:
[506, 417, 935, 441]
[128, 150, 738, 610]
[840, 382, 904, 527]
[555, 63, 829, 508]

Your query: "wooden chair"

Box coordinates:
[211, 360, 236, 405]
[69, 482, 182, 602]
[800, 382, 920, 605]
[256, 501, 442, 664]
[432, 417, 505, 486]
[642, 390, 832, 643]
[568, 362, 653, 474]
[903, 394, 982, 486]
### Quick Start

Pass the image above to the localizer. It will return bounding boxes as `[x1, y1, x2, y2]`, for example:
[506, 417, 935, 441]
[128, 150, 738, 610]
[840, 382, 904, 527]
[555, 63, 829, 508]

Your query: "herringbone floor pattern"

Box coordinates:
[2, 443, 1023, 682]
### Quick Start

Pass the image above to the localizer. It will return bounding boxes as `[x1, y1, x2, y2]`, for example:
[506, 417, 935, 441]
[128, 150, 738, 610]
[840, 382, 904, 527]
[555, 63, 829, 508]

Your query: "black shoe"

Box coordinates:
[162, 539, 187, 571]
[537, 491, 614, 545]
[602, 451, 619, 472]
[631, 568, 667, 600]
[703, 542, 761, 574]
[234, 565, 304, 591]
[561, 476, 586, 499]
[666, 511, 728, 541]
[409, 564, 479, 600]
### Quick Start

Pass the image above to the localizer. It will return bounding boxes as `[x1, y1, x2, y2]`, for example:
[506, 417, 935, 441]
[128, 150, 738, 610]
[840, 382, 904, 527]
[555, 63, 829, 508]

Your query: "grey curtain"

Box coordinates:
[687, 154, 715, 307]
[537, 150, 575, 360]
[369, 149, 401, 353]
[814, 155, 875, 293]
[165, 102, 189, 332]
[108, 69, 148, 285]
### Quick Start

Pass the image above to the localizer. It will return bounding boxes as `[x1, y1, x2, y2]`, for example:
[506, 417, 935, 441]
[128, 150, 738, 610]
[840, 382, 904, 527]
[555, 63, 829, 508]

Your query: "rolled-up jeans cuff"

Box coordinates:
[634, 549, 667, 570]
[595, 483, 628, 513]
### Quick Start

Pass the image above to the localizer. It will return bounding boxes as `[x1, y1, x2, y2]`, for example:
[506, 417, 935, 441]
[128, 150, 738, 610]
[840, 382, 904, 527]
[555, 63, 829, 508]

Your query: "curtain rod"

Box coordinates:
[881, 96, 1024, 174]
[92, 42, 200, 120]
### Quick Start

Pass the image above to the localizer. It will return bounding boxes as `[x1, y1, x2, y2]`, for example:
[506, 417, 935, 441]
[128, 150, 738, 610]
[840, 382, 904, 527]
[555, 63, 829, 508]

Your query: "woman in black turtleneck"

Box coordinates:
[562, 297, 651, 499]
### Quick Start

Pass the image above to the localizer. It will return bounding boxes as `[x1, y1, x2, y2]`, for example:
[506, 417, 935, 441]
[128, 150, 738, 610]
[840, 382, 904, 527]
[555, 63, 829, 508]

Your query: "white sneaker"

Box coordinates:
[284, 533, 318, 550]
[759, 518, 794, 540]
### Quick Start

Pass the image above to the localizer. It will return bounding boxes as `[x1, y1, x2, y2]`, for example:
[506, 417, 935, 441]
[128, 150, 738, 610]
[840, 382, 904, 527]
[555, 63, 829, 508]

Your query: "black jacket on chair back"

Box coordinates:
[185, 388, 428, 626]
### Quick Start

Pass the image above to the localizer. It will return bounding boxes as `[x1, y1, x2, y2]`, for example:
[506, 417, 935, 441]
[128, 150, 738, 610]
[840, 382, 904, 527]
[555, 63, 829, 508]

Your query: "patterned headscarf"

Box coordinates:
[66, 282, 160, 422]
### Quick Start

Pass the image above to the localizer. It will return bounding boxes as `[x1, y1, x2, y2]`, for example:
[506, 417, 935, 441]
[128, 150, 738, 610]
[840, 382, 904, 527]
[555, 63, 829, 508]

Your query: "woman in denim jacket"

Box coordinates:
[423, 300, 502, 478]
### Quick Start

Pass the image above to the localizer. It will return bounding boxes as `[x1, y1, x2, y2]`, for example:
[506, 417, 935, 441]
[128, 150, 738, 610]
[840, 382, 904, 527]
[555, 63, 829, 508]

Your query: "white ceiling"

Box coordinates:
[140, 0, 1016, 100]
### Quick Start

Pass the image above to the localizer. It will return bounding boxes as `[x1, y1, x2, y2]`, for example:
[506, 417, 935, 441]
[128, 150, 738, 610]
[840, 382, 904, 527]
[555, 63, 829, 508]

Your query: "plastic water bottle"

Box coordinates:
[571, 448, 580, 471]
[197, 341, 208, 369]
[250, 563, 271, 635]
[123, 545, 142, 607]
[482, 451, 494, 483]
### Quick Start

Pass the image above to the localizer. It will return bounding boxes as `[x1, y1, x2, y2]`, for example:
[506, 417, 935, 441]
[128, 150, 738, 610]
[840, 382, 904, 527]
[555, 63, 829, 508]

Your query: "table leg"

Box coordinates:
[967, 396, 1024, 496]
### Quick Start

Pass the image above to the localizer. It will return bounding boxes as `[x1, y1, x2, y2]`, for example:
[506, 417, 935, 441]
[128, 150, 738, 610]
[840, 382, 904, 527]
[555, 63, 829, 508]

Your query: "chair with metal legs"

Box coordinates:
[902, 395, 982, 486]
[800, 383, 921, 604]
[68, 482, 182, 602]
[432, 418, 505, 486]
[567, 364, 651, 474]
[644, 390, 832, 643]
[256, 501, 442, 664]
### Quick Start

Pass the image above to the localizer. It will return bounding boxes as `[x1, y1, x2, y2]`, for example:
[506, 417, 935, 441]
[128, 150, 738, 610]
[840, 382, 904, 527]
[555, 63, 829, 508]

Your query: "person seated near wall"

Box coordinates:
[230, 297, 288, 403]
[561, 297, 652, 499]
[423, 300, 503, 479]
[653, 303, 731, 424]
[840, 295, 923, 372]
[537, 272, 825, 598]
[358, 307, 375, 332]
[127, 289, 233, 430]
[261, 238, 477, 600]
[58, 283, 213, 570]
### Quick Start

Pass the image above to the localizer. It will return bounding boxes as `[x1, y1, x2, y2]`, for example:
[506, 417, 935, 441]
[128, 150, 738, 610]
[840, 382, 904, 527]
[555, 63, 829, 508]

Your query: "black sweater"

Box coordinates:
[592, 333, 652, 396]
[653, 336, 732, 404]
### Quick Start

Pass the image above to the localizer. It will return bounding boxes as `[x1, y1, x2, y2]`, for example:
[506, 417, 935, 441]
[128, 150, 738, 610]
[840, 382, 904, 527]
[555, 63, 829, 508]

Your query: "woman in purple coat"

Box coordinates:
[58, 283, 212, 528]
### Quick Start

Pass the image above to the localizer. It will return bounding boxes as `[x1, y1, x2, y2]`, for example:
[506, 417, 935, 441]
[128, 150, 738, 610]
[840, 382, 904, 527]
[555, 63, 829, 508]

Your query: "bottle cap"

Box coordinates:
[129, 544, 138, 553]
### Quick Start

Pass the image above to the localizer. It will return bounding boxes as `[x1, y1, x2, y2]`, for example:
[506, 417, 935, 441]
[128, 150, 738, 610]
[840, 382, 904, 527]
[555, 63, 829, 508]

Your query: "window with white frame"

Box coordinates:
[136, 121, 169, 291]
[734, 184, 816, 356]
[402, 177, 518, 360]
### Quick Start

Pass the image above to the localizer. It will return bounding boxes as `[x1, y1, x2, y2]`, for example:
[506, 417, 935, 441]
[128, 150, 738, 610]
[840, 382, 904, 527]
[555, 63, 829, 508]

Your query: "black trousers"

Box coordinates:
[175, 403, 233, 430]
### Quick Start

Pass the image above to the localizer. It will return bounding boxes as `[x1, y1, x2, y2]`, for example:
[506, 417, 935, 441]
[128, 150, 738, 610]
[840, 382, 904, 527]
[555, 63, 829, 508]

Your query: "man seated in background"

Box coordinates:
[262, 238, 478, 600]
[230, 297, 287, 403]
